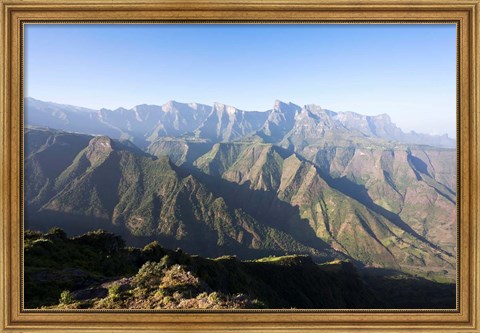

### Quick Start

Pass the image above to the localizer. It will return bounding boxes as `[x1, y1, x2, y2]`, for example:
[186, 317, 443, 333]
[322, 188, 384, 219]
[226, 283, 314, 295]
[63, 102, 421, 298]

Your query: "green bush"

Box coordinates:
[208, 291, 220, 303]
[134, 260, 166, 289]
[47, 227, 67, 240]
[141, 241, 166, 262]
[59, 290, 74, 305]
[73, 229, 125, 255]
[108, 283, 121, 299]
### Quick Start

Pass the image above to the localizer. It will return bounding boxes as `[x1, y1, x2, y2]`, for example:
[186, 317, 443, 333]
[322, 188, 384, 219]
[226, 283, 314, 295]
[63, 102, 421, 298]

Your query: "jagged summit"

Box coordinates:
[88, 135, 113, 150]
[373, 113, 391, 121]
[273, 99, 301, 112]
[212, 102, 239, 115]
[25, 97, 455, 149]
[304, 103, 323, 112]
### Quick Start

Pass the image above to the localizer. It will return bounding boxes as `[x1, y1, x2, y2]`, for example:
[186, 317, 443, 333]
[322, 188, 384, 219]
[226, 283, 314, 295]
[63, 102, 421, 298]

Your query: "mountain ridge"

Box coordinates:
[23, 98, 458, 308]
[26, 127, 344, 263]
[25, 97, 455, 149]
[25, 127, 455, 281]
[24, 97, 457, 285]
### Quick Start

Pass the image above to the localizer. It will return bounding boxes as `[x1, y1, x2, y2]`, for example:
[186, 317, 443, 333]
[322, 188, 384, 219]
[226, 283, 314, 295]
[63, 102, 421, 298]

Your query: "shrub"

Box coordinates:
[160, 265, 200, 291]
[134, 261, 166, 289]
[196, 292, 208, 300]
[59, 290, 74, 305]
[142, 241, 165, 261]
[207, 291, 220, 303]
[73, 230, 125, 255]
[47, 227, 67, 240]
[108, 283, 121, 299]
[24, 230, 44, 240]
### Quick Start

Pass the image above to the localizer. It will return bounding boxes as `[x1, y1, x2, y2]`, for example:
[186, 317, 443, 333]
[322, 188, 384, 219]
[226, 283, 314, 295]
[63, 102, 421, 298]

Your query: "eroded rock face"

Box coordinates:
[86, 136, 114, 165]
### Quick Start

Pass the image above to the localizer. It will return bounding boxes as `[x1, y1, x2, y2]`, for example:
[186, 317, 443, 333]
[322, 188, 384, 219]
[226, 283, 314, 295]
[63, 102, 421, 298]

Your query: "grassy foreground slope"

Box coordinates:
[25, 228, 455, 310]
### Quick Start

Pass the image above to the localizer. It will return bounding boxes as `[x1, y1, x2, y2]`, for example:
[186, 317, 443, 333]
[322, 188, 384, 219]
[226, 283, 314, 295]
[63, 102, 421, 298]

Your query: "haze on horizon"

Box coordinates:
[24, 24, 457, 138]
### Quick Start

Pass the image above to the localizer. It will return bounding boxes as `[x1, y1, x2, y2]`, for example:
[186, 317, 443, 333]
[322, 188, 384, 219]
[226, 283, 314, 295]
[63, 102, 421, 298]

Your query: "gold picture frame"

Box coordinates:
[1, 0, 479, 332]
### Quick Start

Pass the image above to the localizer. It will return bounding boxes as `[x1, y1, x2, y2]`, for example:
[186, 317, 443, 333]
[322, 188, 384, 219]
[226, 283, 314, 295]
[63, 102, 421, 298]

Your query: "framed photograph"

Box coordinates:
[1, 0, 479, 332]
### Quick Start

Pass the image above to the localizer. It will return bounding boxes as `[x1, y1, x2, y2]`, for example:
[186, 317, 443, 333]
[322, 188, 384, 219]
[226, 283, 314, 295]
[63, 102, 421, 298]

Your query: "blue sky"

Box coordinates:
[25, 24, 456, 137]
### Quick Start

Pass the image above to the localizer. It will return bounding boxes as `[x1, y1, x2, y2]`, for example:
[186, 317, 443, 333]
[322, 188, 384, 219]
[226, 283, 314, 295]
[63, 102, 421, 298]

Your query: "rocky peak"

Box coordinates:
[304, 104, 324, 113]
[112, 107, 129, 113]
[273, 100, 301, 113]
[213, 102, 239, 116]
[370, 113, 391, 123]
[292, 105, 338, 131]
[85, 136, 114, 165]
[163, 100, 178, 111]
[132, 104, 163, 115]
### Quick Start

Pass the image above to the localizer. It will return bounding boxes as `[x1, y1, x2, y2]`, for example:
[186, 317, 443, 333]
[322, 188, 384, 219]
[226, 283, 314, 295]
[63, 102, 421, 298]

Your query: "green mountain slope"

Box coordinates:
[25, 127, 456, 281]
[250, 102, 457, 254]
[193, 141, 455, 279]
[296, 145, 456, 254]
[25, 127, 100, 212]
[146, 137, 213, 166]
[26, 128, 339, 261]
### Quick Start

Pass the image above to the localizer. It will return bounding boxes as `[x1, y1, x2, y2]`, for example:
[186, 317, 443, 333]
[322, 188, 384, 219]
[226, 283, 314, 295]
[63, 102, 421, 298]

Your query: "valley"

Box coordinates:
[23, 98, 457, 308]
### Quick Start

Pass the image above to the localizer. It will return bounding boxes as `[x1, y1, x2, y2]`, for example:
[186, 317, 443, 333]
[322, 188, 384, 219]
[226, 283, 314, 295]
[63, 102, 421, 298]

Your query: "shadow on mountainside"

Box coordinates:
[359, 267, 456, 309]
[177, 163, 345, 262]
[407, 153, 457, 203]
[322, 174, 454, 258]
[186, 146, 453, 260]
[24, 228, 382, 309]
[235, 145, 452, 258]
[26, 208, 334, 262]
[23, 227, 455, 310]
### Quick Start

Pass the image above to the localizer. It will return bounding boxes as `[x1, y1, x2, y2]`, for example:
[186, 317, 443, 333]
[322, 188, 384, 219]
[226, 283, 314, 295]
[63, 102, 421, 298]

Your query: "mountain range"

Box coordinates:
[25, 97, 455, 149]
[24, 97, 457, 283]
